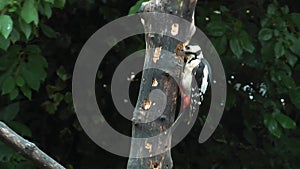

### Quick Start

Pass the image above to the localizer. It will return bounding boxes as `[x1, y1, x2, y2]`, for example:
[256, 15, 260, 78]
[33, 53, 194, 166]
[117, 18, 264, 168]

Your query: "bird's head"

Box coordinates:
[183, 45, 203, 64]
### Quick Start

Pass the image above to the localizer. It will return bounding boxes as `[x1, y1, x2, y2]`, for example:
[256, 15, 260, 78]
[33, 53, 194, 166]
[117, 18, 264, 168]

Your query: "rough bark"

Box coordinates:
[127, 0, 198, 168]
[0, 121, 65, 169]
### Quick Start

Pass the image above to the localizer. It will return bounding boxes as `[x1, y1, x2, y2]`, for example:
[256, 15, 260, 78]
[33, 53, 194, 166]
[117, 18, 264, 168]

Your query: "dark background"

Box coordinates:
[0, 0, 300, 168]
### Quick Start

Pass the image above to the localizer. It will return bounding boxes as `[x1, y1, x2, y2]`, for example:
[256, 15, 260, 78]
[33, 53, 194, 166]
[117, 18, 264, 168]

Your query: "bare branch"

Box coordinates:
[0, 121, 65, 169]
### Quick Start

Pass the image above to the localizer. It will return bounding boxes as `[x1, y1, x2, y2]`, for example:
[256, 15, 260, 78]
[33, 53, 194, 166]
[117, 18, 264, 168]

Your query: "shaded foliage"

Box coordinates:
[0, 0, 299, 168]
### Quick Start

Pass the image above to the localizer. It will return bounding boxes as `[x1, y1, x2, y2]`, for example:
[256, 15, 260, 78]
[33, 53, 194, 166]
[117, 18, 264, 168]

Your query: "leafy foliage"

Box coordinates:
[0, 0, 65, 168]
[128, 0, 148, 15]
[0, 0, 299, 169]
[193, 0, 300, 168]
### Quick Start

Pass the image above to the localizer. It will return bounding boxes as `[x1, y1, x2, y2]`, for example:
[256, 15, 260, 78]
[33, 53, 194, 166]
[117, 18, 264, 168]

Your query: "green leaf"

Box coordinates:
[267, 4, 276, 15]
[21, 0, 39, 25]
[0, 63, 5, 71]
[290, 13, 300, 30]
[19, 20, 32, 40]
[220, 5, 229, 12]
[230, 36, 243, 58]
[0, 1, 8, 11]
[10, 28, 20, 43]
[1, 76, 15, 95]
[279, 62, 292, 75]
[0, 35, 10, 50]
[271, 70, 291, 83]
[270, 70, 279, 82]
[8, 6, 18, 13]
[206, 21, 228, 37]
[274, 42, 285, 59]
[0, 102, 20, 122]
[274, 29, 280, 37]
[20, 85, 32, 100]
[275, 113, 296, 129]
[289, 87, 300, 110]
[261, 18, 269, 27]
[50, 92, 64, 104]
[26, 45, 41, 54]
[281, 74, 296, 89]
[261, 41, 274, 62]
[56, 66, 70, 81]
[264, 114, 282, 138]
[281, 5, 289, 14]
[64, 92, 72, 104]
[24, 46, 47, 83]
[26, 55, 48, 81]
[0, 144, 14, 162]
[40, 24, 58, 38]
[289, 38, 300, 56]
[15, 75, 25, 87]
[128, 0, 148, 15]
[0, 45, 19, 68]
[53, 0, 66, 8]
[239, 31, 255, 53]
[259, 28, 273, 41]
[44, 0, 54, 3]
[44, 3, 52, 18]
[212, 35, 227, 55]
[38, 2, 53, 18]
[46, 85, 64, 95]
[9, 89, 19, 100]
[6, 45, 21, 58]
[0, 71, 10, 87]
[7, 121, 32, 137]
[20, 65, 40, 91]
[43, 101, 58, 114]
[286, 51, 298, 67]
[13, 161, 35, 169]
[0, 15, 13, 39]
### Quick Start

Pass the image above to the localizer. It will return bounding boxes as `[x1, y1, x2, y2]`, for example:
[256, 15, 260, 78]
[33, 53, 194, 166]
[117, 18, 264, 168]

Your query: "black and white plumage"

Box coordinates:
[180, 45, 211, 110]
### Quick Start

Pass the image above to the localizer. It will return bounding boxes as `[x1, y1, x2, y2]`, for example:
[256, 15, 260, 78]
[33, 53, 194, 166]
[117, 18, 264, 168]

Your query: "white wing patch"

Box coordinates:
[200, 64, 209, 94]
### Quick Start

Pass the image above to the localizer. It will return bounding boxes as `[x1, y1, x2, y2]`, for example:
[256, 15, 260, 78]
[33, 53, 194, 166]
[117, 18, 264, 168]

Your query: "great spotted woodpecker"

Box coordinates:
[180, 45, 211, 110]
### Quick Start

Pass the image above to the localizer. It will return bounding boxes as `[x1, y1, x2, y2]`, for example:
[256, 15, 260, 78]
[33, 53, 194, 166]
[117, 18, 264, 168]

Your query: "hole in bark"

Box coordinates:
[145, 143, 152, 151]
[152, 78, 158, 87]
[163, 72, 170, 77]
[153, 46, 162, 63]
[153, 162, 159, 168]
[171, 23, 179, 36]
[143, 99, 152, 110]
[160, 115, 166, 121]
[133, 121, 139, 127]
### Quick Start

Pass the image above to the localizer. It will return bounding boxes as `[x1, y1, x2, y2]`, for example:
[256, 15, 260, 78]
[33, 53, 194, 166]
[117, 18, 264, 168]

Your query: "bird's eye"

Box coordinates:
[185, 46, 190, 50]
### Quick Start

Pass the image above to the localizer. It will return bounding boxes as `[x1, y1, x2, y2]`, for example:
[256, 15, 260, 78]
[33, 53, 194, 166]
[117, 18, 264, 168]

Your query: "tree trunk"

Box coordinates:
[127, 0, 198, 168]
